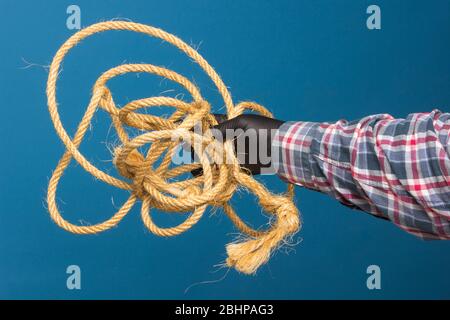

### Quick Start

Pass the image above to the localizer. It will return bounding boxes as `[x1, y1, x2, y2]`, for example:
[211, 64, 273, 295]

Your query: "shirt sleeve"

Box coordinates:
[272, 110, 450, 239]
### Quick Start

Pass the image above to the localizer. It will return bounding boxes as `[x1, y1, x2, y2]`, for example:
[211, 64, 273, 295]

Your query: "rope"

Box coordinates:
[46, 21, 300, 274]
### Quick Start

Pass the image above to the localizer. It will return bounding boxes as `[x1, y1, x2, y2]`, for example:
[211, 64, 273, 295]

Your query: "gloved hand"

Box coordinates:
[195, 114, 284, 175]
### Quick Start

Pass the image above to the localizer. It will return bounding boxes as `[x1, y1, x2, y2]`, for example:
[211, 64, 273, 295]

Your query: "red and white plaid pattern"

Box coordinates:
[273, 110, 450, 239]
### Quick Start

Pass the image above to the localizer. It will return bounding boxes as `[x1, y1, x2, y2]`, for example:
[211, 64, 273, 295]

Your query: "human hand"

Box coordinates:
[207, 114, 284, 175]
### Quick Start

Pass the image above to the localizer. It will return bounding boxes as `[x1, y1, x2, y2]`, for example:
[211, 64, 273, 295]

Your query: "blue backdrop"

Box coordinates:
[0, 0, 449, 299]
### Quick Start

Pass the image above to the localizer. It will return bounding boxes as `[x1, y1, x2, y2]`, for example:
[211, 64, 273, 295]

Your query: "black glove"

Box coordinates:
[193, 114, 284, 175]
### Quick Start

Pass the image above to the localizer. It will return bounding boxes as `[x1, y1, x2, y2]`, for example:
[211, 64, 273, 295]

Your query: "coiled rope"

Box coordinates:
[46, 21, 300, 274]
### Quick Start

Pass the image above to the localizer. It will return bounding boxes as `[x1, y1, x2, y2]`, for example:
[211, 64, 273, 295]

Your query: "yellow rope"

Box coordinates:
[46, 21, 300, 274]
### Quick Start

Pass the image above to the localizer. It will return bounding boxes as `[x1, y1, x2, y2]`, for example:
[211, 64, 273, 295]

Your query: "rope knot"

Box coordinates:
[180, 185, 201, 198]
[113, 147, 144, 180]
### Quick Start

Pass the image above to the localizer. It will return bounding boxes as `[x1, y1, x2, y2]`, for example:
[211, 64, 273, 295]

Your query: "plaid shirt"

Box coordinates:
[273, 110, 450, 240]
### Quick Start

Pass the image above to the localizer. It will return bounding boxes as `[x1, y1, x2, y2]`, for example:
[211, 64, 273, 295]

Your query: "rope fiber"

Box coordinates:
[46, 21, 300, 274]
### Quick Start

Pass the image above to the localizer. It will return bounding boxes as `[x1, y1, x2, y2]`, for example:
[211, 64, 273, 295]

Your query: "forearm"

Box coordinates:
[273, 110, 450, 239]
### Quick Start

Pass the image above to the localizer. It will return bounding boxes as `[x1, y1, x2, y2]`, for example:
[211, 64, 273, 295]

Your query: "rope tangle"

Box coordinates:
[46, 21, 300, 274]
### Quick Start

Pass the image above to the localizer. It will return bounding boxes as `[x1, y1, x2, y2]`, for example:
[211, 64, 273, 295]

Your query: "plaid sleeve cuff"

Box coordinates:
[273, 121, 322, 188]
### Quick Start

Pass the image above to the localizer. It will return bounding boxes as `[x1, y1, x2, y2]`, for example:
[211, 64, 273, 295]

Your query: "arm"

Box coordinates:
[272, 110, 450, 239]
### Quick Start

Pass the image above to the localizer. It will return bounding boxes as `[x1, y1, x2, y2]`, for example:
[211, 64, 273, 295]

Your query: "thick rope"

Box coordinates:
[46, 21, 300, 274]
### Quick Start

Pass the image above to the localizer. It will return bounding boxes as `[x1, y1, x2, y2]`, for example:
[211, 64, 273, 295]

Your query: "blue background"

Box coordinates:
[0, 0, 449, 299]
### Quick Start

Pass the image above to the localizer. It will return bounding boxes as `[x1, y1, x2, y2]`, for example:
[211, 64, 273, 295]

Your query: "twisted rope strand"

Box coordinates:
[46, 21, 300, 274]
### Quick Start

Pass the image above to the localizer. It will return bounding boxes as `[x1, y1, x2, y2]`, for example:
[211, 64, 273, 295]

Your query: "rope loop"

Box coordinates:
[46, 21, 301, 274]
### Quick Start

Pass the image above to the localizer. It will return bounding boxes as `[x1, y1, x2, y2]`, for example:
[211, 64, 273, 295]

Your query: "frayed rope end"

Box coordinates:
[225, 204, 301, 275]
